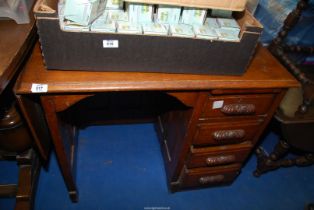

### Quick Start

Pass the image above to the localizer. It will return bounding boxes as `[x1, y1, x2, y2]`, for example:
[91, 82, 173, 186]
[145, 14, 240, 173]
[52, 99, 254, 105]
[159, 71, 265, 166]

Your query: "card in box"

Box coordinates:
[143, 23, 169, 35]
[105, 0, 123, 10]
[63, 0, 106, 26]
[170, 24, 194, 38]
[180, 7, 206, 26]
[103, 9, 128, 22]
[156, 5, 181, 24]
[61, 20, 90, 32]
[216, 28, 240, 41]
[91, 18, 117, 33]
[33, 0, 263, 75]
[128, 3, 153, 24]
[205, 17, 219, 29]
[117, 21, 142, 34]
[193, 25, 218, 40]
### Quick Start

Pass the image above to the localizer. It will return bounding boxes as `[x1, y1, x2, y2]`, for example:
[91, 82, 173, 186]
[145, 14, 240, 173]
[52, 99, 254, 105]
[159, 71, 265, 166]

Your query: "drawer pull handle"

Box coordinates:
[199, 175, 224, 184]
[221, 104, 256, 115]
[212, 129, 245, 141]
[206, 155, 236, 166]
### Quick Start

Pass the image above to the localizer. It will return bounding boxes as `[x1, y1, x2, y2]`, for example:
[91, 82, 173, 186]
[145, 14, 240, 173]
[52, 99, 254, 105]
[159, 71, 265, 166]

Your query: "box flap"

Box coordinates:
[124, 0, 247, 11]
[33, 0, 58, 17]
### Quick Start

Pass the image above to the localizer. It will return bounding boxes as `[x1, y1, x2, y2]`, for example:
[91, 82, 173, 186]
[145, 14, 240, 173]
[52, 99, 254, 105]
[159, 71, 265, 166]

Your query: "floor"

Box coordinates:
[1, 123, 314, 210]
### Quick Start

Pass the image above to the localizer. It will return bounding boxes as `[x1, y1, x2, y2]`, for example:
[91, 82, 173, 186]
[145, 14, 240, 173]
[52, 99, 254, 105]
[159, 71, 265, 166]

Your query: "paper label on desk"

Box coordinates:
[103, 40, 119, 48]
[212, 100, 224, 109]
[31, 84, 48, 93]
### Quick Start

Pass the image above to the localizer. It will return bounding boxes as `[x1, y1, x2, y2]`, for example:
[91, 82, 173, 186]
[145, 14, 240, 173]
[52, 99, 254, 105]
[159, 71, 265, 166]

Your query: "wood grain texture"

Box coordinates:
[0, 15, 36, 93]
[15, 43, 299, 95]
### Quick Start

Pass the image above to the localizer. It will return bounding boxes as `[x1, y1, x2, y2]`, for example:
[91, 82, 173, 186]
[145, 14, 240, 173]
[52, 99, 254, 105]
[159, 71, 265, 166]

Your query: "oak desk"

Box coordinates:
[15, 43, 298, 202]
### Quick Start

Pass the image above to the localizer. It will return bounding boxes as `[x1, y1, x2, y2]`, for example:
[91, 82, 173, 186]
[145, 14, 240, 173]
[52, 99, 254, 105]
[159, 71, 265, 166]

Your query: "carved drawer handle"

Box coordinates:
[212, 129, 246, 141]
[199, 175, 225, 184]
[221, 104, 256, 115]
[206, 155, 236, 166]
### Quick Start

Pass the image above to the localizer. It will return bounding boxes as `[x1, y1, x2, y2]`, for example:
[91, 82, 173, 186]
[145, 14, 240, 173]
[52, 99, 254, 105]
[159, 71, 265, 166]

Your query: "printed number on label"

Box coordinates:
[31, 84, 48, 93]
[103, 40, 119, 48]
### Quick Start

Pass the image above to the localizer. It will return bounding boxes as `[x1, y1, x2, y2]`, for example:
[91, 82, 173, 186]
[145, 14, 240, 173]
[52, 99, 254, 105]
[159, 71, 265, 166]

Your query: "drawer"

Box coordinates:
[187, 143, 252, 168]
[201, 94, 276, 118]
[181, 164, 241, 188]
[193, 120, 262, 146]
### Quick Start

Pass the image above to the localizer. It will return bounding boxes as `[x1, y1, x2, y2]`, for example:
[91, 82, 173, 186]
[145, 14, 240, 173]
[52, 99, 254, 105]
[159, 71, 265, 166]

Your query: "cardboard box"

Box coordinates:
[124, 0, 248, 11]
[34, 0, 263, 75]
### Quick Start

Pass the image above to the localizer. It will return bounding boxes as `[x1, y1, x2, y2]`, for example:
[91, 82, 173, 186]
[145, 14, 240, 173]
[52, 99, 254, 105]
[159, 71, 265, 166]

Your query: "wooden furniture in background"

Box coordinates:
[268, 0, 313, 113]
[0, 13, 39, 210]
[15, 43, 298, 202]
[254, 0, 314, 176]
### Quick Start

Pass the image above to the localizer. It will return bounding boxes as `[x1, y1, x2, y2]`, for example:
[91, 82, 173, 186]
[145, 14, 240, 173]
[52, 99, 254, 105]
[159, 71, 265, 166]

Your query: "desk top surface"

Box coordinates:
[15, 43, 299, 94]
[0, 16, 36, 93]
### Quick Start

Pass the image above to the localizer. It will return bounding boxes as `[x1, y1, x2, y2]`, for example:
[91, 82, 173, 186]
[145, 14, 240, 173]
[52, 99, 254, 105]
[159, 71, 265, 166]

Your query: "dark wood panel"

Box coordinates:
[187, 143, 252, 168]
[16, 96, 52, 161]
[193, 120, 262, 146]
[0, 15, 36, 94]
[180, 164, 241, 188]
[201, 93, 276, 118]
[156, 108, 193, 183]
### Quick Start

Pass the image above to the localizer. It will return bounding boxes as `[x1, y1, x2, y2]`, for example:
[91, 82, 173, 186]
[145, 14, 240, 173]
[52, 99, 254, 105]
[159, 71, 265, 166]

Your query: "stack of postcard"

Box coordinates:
[170, 24, 195, 38]
[117, 21, 143, 34]
[142, 22, 169, 35]
[181, 7, 207, 26]
[216, 18, 240, 41]
[104, 9, 128, 22]
[156, 5, 181, 24]
[64, 0, 106, 26]
[90, 18, 117, 32]
[105, 0, 124, 10]
[128, 3, 153, 24]
[193, 25, 219, 40]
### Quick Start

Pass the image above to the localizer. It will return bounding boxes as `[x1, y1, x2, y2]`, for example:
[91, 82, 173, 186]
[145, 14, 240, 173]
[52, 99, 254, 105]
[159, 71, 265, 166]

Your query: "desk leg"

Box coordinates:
[40, 96, 78, 202]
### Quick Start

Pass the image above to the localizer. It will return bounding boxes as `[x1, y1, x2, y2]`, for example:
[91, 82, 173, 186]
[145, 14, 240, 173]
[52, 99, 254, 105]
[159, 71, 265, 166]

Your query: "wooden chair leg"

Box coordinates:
[0, 149, 40, 210]
[270, 140, 290, 161]
[254, 140, 314, 177]
[15, 149, 40, 210]
[254, 139, 290, 177]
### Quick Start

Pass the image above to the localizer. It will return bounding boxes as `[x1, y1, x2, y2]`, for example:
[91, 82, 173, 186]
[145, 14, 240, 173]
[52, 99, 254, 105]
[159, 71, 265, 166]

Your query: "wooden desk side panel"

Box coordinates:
[157, 109, 193, 183]
[16, 95, 52, 161]
[156, 92, 210, 187]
